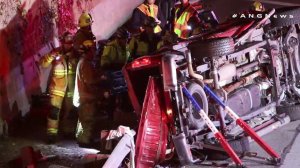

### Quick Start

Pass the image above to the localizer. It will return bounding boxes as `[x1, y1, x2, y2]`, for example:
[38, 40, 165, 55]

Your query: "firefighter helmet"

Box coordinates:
[82, 40, 95, 48]
[252, 1, 265, 12]
[78, 12, 93, 28]
[114, 28, 130, 39]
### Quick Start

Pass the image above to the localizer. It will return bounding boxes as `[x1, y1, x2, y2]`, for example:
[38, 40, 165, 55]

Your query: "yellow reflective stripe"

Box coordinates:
[68, 70, 76, 74]
[53, 72, 65, 75]
[54, 70, 67, 73]
[47, 128, 58, 134]
[47, 118, 58, 134]
[177, 12, 189, 25]
[51, 90, 65, 97]
[174, 28, 182, 37]
[67, 92, 73, 97]
[53, 70, 67, 76]
[154, 25, 162, 33]
[46, 56, 54, 62]
[149, 5, 155, 17]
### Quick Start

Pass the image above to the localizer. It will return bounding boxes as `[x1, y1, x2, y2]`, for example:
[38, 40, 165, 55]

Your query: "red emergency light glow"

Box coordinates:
[131, 58, 152, 69]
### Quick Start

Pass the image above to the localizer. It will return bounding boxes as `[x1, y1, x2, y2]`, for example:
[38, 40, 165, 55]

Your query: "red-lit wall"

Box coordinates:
[0, 0, 143, 122]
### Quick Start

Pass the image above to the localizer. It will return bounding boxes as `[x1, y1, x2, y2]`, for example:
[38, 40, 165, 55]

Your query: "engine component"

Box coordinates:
[200, 85, 281, 165]
[182, 86, 243, 166]
[224, 70, 263, 93]
[162, 53, 178, 91]
[218, 64, 237, 86]
[172, 133, 198, 165]
[236, 61, 259, 76]
[228, 104, 276, 136]
[227, 84, 261, 117]
[186, 83, 208, 130]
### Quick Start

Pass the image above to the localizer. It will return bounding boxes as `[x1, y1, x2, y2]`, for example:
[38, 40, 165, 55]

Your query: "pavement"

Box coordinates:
[185, 120, 300, 168]
[246, 120, 300, 168]
[1, 117, 300, 168]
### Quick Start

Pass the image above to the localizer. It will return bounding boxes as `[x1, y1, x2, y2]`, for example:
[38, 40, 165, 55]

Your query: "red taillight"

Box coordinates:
[131, 58, 152, 69]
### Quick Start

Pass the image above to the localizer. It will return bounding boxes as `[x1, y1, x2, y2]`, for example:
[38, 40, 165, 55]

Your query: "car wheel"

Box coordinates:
[188, 37, 235, 59]
[277, 105, 300, 121]
[185, 82, 208, 130]
[271, 7, 300, 28]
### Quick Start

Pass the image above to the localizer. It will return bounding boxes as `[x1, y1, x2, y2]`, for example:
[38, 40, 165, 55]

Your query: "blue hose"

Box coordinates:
[203, 85, 226, 108]
[182, 87, 202, 112]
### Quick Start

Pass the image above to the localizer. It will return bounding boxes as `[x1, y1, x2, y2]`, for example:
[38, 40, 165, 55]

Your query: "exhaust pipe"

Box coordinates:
[186, 51, 204, 81]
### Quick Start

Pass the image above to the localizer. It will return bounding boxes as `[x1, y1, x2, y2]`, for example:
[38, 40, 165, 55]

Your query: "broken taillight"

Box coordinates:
[131, 58, 152, 69]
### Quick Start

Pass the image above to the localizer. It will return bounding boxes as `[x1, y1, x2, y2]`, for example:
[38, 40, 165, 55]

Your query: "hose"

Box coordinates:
[185, 51, 209, 114]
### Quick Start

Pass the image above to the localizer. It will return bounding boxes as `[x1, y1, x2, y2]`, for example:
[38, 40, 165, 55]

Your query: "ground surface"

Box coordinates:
[185, 120, 300, 168]
[1, 116, 300, 168]
[0, 100, 137, 168]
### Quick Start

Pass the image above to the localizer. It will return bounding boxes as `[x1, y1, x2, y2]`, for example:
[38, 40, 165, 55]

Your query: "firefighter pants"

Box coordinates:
[76, 101, 111, 144]
[47, 95, 78, 136]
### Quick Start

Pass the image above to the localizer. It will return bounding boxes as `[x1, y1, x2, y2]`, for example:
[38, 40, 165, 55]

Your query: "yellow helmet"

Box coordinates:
[82, 40, 95, 48]
[252, 1, 265, 12]
[78, 12, 93, 28]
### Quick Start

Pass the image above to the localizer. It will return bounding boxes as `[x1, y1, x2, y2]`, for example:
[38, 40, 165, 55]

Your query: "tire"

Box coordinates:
[205, 137, 250, 160]
[185, 83, 208, 130]
[188, 37, 235, 59]
[271, 7, 300, 28]
[276, 105, 300, 121]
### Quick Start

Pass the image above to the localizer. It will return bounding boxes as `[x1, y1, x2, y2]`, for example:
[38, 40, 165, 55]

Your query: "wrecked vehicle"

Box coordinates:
[123, 7, 300, 167]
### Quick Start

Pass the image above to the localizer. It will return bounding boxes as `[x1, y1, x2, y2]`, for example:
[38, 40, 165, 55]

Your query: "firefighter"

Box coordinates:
[74, 12, 96, 57]
[100, 29, 132, 117]
[131, 0, 165, 34]
[170, 0, 201, 39]
[157, 30, 177, 49]
[251, 1, 265, 12]
[101, 28, 131, 70]
[128, 17, 161, 59]
[74, 41, 111, 146]
[40, 32, 79, 143]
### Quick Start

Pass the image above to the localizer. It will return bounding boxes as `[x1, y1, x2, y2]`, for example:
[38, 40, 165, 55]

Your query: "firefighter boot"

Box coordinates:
[76, 103, 96, 145]
[47, 107, 60, 143]
[60, 98, 78, 139]
[47, 118, 59, 143]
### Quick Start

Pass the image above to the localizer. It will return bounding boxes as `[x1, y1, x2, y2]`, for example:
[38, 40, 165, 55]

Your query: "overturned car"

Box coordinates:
[123, 7, 300, 167]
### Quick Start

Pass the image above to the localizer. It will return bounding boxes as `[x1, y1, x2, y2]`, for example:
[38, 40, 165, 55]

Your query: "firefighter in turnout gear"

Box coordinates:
[74, 12, 96, 57]
[171, 0, 201, 39]
[101, 28, 131, 70]
[40, 32, 79, 143]
[129, 17, 160, 59]
[251, 1, 265, 12]
[132, 0, 165, 34]
[100, 29, 131, 122]
[74, 41, 111, 146]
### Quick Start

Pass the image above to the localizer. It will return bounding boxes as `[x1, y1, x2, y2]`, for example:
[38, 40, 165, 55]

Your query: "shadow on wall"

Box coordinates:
[90, 0, 144, 40]
[0, 0, 56, 130]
